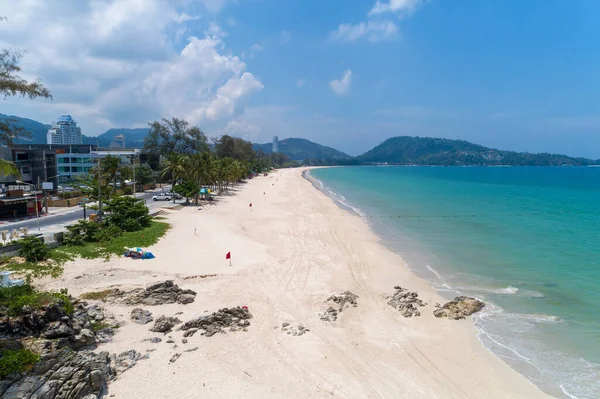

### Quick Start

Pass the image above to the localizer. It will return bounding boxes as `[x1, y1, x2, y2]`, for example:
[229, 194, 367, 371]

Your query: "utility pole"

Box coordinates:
[42, 150, 49, 214]
[97, 157, 102, 223]
[35, 177, 40, 231]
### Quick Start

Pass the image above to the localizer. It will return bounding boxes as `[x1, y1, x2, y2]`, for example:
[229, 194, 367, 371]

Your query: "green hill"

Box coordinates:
[0, 114, 50, 143]
[357, 136, 597, 166]
[82, 128, 149, 148]
[254, 138, 350, 161]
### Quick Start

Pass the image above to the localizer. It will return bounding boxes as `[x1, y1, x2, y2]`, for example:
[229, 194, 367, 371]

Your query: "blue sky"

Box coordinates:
[1, 0, 599, 158]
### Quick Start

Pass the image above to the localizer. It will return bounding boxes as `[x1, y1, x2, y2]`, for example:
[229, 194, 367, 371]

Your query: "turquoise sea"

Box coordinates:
[309, 166, 600, 399]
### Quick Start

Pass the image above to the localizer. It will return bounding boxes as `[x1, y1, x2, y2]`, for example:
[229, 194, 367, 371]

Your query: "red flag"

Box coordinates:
[249, 203, 252, 207]
[225, 252, 231, 260]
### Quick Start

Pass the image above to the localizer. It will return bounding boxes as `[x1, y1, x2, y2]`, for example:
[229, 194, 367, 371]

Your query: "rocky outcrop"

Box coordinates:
[180, 307, 252, 337]
[433, 296, 485, 320]
[386, 286, 427, 318]
[130, 308, 153, 325]
[0, 299, 114, 354]
[104, 281, 196, 306]
[0, 349, 145, 399]
[149, 316, 181, 333]
[280, 322, 309, 336]
[318, 291, 359, 322]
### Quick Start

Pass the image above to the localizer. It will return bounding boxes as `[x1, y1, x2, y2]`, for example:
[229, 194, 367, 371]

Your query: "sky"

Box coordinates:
[1, 0, 599, 158]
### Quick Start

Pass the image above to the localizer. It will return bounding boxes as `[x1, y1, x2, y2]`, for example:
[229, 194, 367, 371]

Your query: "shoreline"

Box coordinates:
[39, 168, 549, 398]
[303, 167, 559, 397]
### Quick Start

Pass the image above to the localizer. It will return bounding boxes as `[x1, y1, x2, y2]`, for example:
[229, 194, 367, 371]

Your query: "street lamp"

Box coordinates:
[15, 180, 40, 231]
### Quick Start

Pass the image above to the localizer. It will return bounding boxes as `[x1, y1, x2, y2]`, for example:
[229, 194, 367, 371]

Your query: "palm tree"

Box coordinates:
[0, 159, 19, 178]
[185, 151, 214, 204]
[101, 155, 121, 196]
[161, 153, 186, 202]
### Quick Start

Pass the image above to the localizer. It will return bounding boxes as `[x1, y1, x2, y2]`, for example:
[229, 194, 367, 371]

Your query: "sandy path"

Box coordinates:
[40, 168, 549, 398]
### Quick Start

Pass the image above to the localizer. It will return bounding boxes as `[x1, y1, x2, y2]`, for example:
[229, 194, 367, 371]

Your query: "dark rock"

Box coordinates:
[386, 286, 427, 318]
[181, 338, 188, 344]
[0, 350, 117, 399]
[142, 337, 162, 343]
[319, 291, 359, 322]
[130, 308, 154, 325]
[71, 329, 96, 349]
[110, 350, 146, 375]
[433, 296, 485, 320]
[95, 327, 115, 344]
[149, 316, 181, 333]
[105, 280, 197, 306]
[43, 322, 74, 339]
[169, 353, 181, 363]
[44, 303, 66, 322]
[86, 305, 105, 321]
[184, 347, 198, 353]
[180, 307, 253, 338]
[182, 328, 197, 338]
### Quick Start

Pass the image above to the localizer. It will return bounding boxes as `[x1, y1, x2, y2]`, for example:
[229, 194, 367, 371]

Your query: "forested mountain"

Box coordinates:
[253, 138, 350, 161]
[83, 128, 149, 147]
[0, 114, 50, 143]
[2, 114, 597, 166]
[357, 136, 598, 166]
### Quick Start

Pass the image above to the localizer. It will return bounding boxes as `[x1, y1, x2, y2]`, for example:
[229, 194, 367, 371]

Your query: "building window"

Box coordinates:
[59, 166, 71, 173]
[58, 158, 69, 164]
[21, 166, 32, 175]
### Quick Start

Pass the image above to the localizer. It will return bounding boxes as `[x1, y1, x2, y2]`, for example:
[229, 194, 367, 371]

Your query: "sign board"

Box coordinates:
[42, 182, 54, 190]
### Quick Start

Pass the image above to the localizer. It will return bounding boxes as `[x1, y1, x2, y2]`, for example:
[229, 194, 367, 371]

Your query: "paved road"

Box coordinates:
[3, 189, 175, 233]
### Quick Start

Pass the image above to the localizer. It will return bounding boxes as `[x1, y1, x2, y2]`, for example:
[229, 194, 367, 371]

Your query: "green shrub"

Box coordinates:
[0, 349, 40, 378]
[122, 186, 133, 195]
[63, 231, 85, 246]
[0, 285, 72, 316]
[19, 236, 49, 263]
[93, 224, 122, 243]
[104, 196, 151, 232]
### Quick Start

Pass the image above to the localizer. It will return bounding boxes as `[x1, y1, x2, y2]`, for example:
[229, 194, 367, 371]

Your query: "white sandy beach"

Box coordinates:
[40, 168, 549, 398]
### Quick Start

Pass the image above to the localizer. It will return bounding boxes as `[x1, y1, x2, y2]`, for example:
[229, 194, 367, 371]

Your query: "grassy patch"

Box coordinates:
[54, 221, 169, 262]
[79, 289, 113, 301]
[0, 285, 73, 317]
[0, 261, 64, 280]
[0, 349, 40, 379]
[89, 322, 110, 332]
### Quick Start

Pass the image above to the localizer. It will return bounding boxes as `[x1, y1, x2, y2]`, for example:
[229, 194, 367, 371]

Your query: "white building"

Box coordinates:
[47, 115, 83, 145]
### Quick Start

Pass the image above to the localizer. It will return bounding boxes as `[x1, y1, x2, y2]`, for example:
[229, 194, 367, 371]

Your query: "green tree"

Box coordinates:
[144, 118, 209, 170]
[103, 196, 151, 232]
[161, 153, 186, 201]
[101, 155, 121, 196]
[174, 179, 199, 203]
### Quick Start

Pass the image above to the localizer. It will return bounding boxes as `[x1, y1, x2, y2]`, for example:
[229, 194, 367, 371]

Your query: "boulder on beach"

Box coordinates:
[433, 296, 485, 320]
[104, 280, 197, 306]
[130, 308, 154, 325]
[386, 286, 427, 318]
[318, 291, 359, 322]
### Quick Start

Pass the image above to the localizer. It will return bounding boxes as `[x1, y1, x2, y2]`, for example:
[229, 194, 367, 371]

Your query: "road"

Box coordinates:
[2, 189, 176, 233]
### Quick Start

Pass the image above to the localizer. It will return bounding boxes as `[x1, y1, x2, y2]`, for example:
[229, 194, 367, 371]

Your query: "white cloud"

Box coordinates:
[369, 0, 423, 16]
[250, 43, 263, 52]
[330, 69, 352, 96]
[296, 78, 307, 88]
[330, 20, 398, 43]
[0, 0, 262, 135]
[330, 0, 424, 43]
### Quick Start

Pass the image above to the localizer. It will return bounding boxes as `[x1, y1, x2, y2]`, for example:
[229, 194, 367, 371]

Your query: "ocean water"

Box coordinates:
[309, 166, 600, 399]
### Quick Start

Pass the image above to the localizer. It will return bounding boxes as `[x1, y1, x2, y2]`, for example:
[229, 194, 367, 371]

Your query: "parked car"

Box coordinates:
[0, 271, 24, 287]
[152, 193, 173, 201]
[166, 191, 183, 200]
